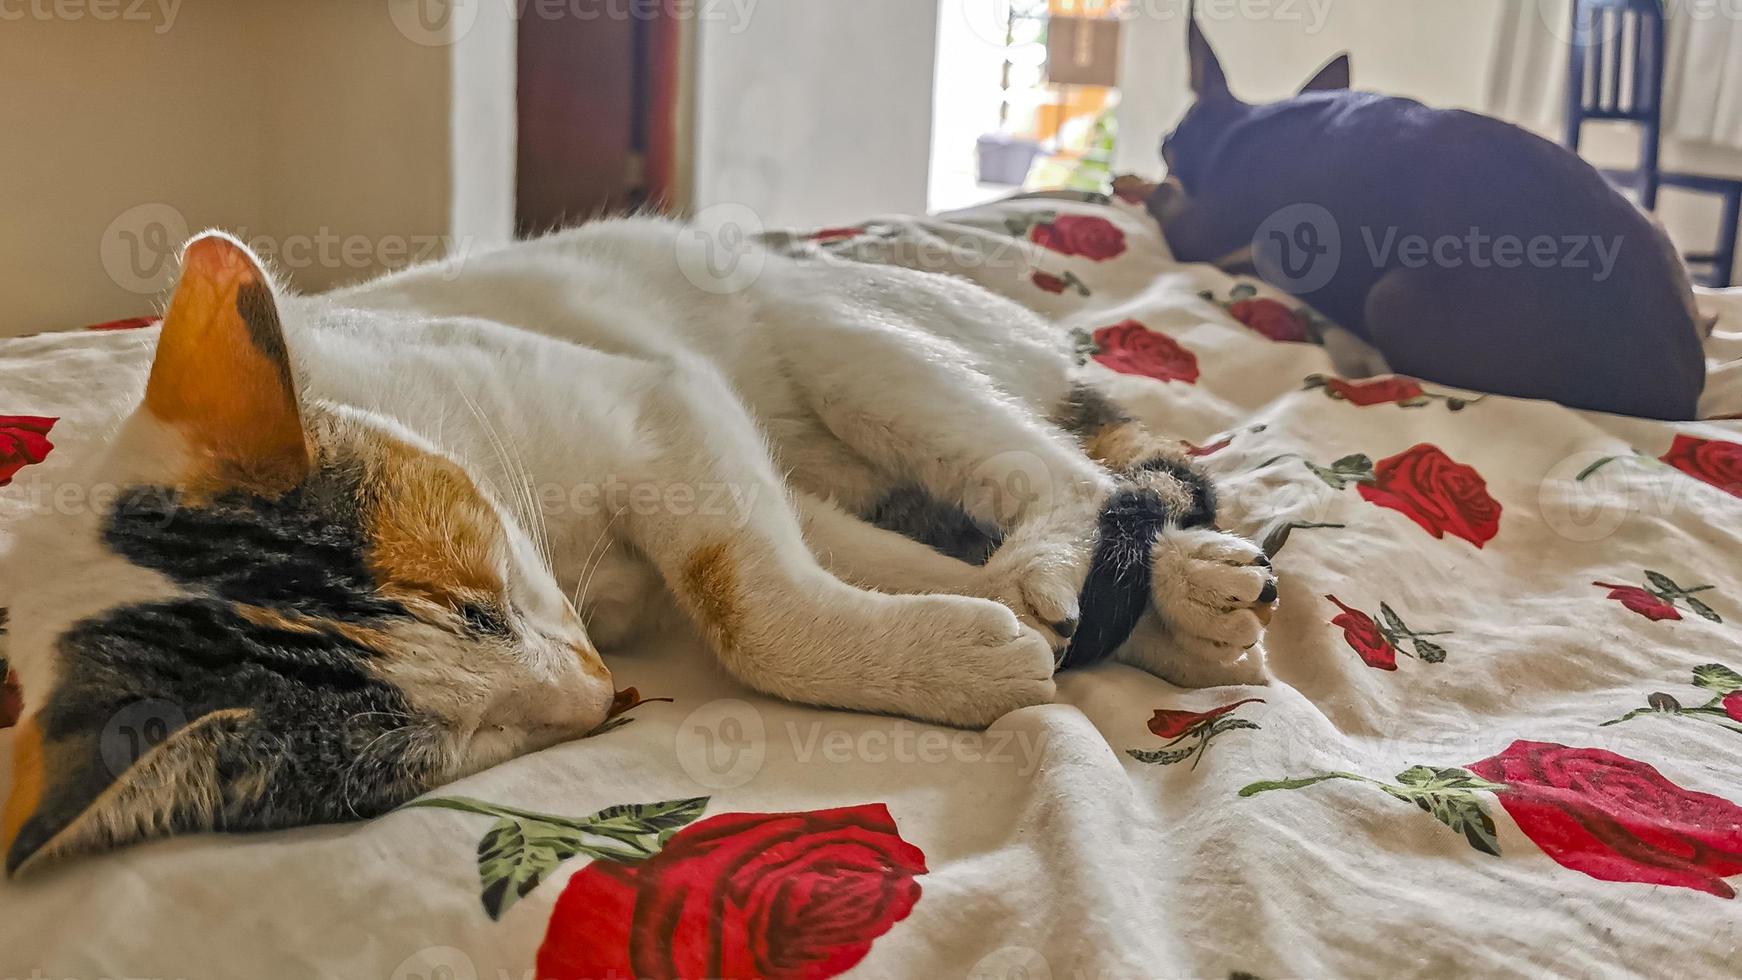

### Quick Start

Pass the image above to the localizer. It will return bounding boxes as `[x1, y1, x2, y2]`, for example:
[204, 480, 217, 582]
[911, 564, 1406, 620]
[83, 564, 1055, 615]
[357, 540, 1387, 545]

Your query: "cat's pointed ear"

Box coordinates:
[1187, 8, 1232, 102]
[144, 233, 309, 492]
[1299, 53, 1351, 93]
[3, 709, 257, 876]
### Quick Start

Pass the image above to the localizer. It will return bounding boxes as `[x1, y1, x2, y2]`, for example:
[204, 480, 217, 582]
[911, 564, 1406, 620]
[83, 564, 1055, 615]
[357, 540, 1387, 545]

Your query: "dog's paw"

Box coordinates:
[1149, 526, 1278, 653]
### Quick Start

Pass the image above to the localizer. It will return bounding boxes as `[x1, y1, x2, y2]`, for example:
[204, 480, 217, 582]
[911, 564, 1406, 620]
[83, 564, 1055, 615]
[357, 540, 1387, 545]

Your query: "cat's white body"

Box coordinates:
[297, 217, 1272, 724]
[1, 219, 1279, 870]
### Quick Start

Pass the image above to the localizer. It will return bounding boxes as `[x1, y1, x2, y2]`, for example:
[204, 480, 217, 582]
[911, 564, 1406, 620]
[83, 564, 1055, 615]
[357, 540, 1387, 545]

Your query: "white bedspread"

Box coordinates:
[3, 197, 1742, 979]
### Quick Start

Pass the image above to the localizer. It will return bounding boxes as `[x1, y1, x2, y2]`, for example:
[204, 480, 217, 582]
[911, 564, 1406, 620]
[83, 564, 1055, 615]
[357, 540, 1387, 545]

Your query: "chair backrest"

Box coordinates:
[1567, 0, 1666, 122]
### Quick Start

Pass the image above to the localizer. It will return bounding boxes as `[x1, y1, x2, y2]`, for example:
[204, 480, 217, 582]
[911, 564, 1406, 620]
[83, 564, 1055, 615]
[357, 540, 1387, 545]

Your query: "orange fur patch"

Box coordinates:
[1, 719, 45, 858]
[681, 541, 742, 650]
[145, 235, 309, 494]
[361, 435, 506, 614]
[1084, 421, 1197, 514]
[1084, 421, 1163, 471]
[235, 604, 397, 655]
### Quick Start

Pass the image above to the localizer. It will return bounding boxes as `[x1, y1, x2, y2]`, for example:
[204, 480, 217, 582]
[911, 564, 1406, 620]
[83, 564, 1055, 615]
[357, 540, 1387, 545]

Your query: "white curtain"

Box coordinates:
[1486, 0, 1742, 153]
[1664, 5, 1742, 150]
[1485, 0, 1569, 138]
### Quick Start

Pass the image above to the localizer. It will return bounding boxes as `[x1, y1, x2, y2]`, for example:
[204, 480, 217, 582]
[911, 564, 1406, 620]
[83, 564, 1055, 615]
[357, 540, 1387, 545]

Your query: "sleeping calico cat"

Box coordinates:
[0, 222, 1277, 873]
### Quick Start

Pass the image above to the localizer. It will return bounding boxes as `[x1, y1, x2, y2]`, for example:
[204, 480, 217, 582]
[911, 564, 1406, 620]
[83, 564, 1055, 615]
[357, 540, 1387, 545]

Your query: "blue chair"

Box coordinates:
[1564, 0, 1741, 287]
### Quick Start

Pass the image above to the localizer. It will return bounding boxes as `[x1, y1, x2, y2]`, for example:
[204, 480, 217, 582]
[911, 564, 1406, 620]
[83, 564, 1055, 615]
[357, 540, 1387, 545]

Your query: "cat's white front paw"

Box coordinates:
[895, 594, 1059, 729]
[1149, 526, 1278, 657]
[978, 509, 1098, 652]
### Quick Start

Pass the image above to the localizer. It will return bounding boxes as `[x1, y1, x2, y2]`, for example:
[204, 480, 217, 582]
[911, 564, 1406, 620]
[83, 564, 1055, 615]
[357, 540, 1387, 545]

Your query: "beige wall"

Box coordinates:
[0, 0, 514, 338]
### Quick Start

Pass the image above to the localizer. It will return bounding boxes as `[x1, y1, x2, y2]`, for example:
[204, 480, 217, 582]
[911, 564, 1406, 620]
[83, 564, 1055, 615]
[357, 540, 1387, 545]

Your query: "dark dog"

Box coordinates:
[1147, 18, 1706, 420]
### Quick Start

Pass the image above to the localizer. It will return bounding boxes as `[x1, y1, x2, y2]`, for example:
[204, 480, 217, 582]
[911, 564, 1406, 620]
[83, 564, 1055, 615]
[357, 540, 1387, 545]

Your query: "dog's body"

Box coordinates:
[1151, 25, 1706, 420]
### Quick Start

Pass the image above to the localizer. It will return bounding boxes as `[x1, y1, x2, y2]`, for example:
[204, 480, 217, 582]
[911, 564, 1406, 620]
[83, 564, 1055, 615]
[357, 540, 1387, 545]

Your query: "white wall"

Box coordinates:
[693, 0, 941, 228]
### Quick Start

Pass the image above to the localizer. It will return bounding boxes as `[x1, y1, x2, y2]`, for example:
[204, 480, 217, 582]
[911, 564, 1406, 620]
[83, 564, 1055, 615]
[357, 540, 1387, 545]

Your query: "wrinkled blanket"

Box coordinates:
[2, 197, 1741, 979]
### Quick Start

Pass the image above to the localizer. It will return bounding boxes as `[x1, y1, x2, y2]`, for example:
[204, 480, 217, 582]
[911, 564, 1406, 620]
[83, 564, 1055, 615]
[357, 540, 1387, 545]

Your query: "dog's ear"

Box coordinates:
[1299, 53, 1351, 93]
[1187, 14, 1232, 102]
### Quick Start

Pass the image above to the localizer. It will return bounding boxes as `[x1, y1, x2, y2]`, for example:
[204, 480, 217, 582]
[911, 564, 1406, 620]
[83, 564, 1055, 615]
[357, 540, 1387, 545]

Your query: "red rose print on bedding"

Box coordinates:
[86, 316, 158, 331]
[1199, 285, 1325, 344]
[1228, 297, 1313, 343]
[1245, 739, 1742, 897]
[1596, 583, 1681, 621]
[1303, 374, 1478, 411]
[2, 609, 19, 727]
[1357, 444, 1502, 547]
[1659, 434, 1742, 498]
[1031, 269, 1088, 297]
[0, 416, 57, 487]
[538, 804, 926, 980]
[412, 792, 927, 979]
[1183, 435, 1233, 458]
[1326, 596, 1396, 670]
[1581, 434, 1742, 497]
[1, 669, 19, 730]
[1325, 596, 1452, 670]
[1259, 445, 1502, 546]
[1593, 571, 1722, 624]
[1086, 320, 1199, 384]
[1129, 699, 1265, 768]
[1028, 213, 1127, 261]
[1326, 376, 1424, 406]
[1467, 741, 1742, 898]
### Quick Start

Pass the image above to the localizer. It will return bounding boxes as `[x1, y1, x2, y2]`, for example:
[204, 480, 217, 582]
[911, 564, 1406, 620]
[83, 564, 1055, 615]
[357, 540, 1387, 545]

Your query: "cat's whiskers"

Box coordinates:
[571, 505, 627, 617]
[341, 719, 423, 819]
[457, 386, 555, 573]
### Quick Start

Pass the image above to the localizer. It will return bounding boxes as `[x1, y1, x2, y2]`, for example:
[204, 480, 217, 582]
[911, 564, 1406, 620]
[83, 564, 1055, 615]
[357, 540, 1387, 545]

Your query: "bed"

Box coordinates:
[2, 194, 1741, 978]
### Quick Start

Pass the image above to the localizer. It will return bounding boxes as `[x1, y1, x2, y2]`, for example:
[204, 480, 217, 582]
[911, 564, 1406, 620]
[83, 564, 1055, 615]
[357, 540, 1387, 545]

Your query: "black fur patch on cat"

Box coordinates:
[865, 485, 1002, 566]
[1134, 457, 1217, 529]
[237, 280, 296, 391]
[104, 484, 404, 621]
[1059, 489, 1175, 670]
[8, 596, 436, 873]
[4, 480, 450, 873]
[1055, 384, 1132, 436]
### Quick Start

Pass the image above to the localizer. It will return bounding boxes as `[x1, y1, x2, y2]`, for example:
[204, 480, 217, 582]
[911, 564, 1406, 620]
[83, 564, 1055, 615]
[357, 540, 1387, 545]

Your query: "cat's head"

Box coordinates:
[1158, 15, 1351, 197]
[1, 234, 614, 875]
